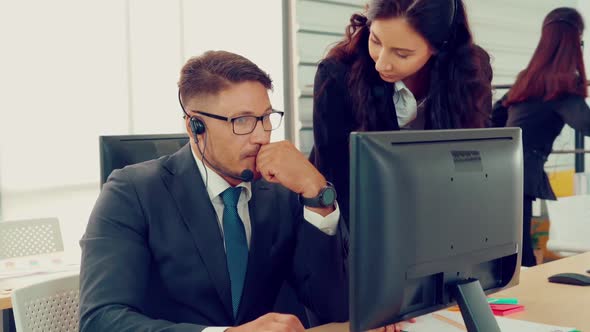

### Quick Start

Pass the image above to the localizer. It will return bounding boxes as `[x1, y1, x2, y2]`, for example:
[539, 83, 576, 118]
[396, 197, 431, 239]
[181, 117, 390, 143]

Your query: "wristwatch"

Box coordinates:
[299, 182, 337, 208]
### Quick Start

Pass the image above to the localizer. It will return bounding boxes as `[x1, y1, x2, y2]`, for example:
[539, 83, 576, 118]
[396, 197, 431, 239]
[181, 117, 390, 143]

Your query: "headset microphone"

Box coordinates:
[239, 169, 254, 182]
[194, 142, 255, 182]
[200, 149, 255, 182]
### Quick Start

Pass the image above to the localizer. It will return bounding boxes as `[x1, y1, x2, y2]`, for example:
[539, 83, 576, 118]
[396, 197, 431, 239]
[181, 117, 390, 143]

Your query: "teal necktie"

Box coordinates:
[220, 187, 248, 318]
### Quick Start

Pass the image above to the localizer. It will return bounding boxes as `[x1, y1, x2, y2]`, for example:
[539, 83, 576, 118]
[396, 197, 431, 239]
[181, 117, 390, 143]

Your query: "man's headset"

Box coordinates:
[178, 90, 254, 182]
[189, 116, 206, 135]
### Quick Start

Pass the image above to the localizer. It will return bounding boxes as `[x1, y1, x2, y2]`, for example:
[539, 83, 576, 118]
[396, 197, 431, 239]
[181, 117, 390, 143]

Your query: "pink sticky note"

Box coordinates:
[490, 304, 525, 316]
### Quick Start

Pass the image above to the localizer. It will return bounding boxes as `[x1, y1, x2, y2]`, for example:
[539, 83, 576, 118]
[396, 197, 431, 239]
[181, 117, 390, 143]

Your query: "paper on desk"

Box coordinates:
[400, 314, 464, 332]
[0, 252, 79, 280]
[404, 311, 575, 332]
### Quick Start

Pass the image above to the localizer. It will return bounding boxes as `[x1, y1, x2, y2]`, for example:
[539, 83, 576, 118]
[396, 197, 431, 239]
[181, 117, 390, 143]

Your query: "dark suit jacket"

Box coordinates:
[491, 94, 590, 199]
[79, 144, 349, 332]
[309, 58, 400, 226]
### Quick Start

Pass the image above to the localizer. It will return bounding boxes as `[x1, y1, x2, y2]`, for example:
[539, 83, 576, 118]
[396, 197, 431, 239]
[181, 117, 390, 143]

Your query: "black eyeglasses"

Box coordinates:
[196, 110, 285, 135]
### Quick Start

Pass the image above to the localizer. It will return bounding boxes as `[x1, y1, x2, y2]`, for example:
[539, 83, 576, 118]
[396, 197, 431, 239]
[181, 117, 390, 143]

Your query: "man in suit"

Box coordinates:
[79, 50, 348, 331]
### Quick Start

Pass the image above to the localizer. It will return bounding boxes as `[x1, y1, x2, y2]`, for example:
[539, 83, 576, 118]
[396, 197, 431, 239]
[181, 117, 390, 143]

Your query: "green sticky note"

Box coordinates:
[487, 298, 518, 304]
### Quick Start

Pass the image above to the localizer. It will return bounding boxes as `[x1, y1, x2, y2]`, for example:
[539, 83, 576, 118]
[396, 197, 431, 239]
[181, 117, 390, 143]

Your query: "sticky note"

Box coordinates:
[490, 304, 525, 316]
[487, 298, 518, 305]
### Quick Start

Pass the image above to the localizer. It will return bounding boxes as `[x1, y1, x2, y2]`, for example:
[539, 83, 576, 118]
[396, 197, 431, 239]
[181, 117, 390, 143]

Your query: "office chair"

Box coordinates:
[546, 194, 590, 256]
[11, 273, 80, 332]
[0, 218, 64, 260]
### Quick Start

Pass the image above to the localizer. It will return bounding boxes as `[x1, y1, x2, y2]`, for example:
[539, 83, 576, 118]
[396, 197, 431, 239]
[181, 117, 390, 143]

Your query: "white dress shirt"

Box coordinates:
[394, 80, 426, 130]
[191, 148, 340, 332]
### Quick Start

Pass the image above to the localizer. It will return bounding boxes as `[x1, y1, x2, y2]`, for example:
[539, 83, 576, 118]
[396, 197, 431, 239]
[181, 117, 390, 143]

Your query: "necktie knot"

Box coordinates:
[221, 187, 242, 208]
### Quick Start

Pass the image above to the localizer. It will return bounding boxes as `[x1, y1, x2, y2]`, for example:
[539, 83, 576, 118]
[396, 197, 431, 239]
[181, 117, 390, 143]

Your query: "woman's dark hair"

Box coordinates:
[504, 7, 586, 107]
[322, 0, 492, 130]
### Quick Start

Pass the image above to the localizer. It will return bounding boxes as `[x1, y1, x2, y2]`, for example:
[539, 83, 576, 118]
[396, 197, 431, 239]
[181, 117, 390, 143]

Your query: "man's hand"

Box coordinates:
[256, 141, 325, 196]
[256, 141, 334, 215]
[226, 313, 305, 332]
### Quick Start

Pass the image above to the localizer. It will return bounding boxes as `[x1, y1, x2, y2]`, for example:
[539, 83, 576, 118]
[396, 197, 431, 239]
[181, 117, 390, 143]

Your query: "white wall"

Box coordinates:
[0, 0, 131, 192]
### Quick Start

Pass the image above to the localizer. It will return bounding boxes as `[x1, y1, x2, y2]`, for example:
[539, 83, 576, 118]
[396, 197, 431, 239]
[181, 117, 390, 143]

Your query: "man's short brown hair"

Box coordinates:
[178, 50, 273, 102]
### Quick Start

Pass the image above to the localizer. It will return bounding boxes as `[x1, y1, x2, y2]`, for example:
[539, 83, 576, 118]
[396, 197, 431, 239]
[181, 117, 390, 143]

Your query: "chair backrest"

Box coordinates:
[99, 134, 189, 187]
[11, 273, 80, 332]
[0, 218, 64, 259]
[546, 194, 590, 255]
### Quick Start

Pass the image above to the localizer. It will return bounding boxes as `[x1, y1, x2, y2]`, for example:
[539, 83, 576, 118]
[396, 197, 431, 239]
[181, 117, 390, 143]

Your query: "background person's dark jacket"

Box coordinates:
[490, 93, 590, 199]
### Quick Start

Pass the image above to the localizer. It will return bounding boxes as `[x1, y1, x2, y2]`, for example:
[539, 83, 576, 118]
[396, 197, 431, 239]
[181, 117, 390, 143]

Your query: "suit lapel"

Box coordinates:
[235, 180, 276, 322]
[160, 144, 233, 321]
[373, 83, 400, 131]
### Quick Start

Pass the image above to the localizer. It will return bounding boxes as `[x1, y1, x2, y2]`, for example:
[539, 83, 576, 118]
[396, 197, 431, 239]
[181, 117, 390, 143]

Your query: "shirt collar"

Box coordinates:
[394, 80, 411, 94]
[190, 145, 252, 202]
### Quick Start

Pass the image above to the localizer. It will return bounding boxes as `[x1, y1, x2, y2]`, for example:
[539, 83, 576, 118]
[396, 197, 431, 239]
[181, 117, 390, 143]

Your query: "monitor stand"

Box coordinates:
[454, 279, 501, 332]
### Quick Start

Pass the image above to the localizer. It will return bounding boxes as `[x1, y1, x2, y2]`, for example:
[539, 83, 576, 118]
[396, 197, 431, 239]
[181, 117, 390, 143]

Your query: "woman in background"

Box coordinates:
[491, 7, 590, 266]
[310, 0, 493, 225]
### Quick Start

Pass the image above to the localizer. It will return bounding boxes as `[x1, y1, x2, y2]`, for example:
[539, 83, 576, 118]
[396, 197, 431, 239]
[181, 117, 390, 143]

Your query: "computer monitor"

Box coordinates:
[99, 134, 189, 187]
[349, 128, 523, 332]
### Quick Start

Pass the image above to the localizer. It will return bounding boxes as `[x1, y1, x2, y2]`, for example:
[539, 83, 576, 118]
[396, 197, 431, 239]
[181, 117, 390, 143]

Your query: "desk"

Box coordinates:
[493, 251, 590, 330]
[309, 252, 590, 332]
[0, 292, 9, 311]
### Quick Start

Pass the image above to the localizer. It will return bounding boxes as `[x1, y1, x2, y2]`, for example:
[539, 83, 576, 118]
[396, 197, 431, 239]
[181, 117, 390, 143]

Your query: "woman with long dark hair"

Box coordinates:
[491, 7, 590, 266]
[310, 0, 493, 224]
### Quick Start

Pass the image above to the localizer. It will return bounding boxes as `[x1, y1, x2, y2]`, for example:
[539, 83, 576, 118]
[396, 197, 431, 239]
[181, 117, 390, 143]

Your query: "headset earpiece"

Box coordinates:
[190, 116, 206, 136]
[179, 90, 205, 136]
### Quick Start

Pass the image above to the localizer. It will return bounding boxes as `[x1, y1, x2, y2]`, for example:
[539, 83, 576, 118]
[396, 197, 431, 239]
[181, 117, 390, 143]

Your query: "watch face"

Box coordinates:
[321, 187, 336, 206]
